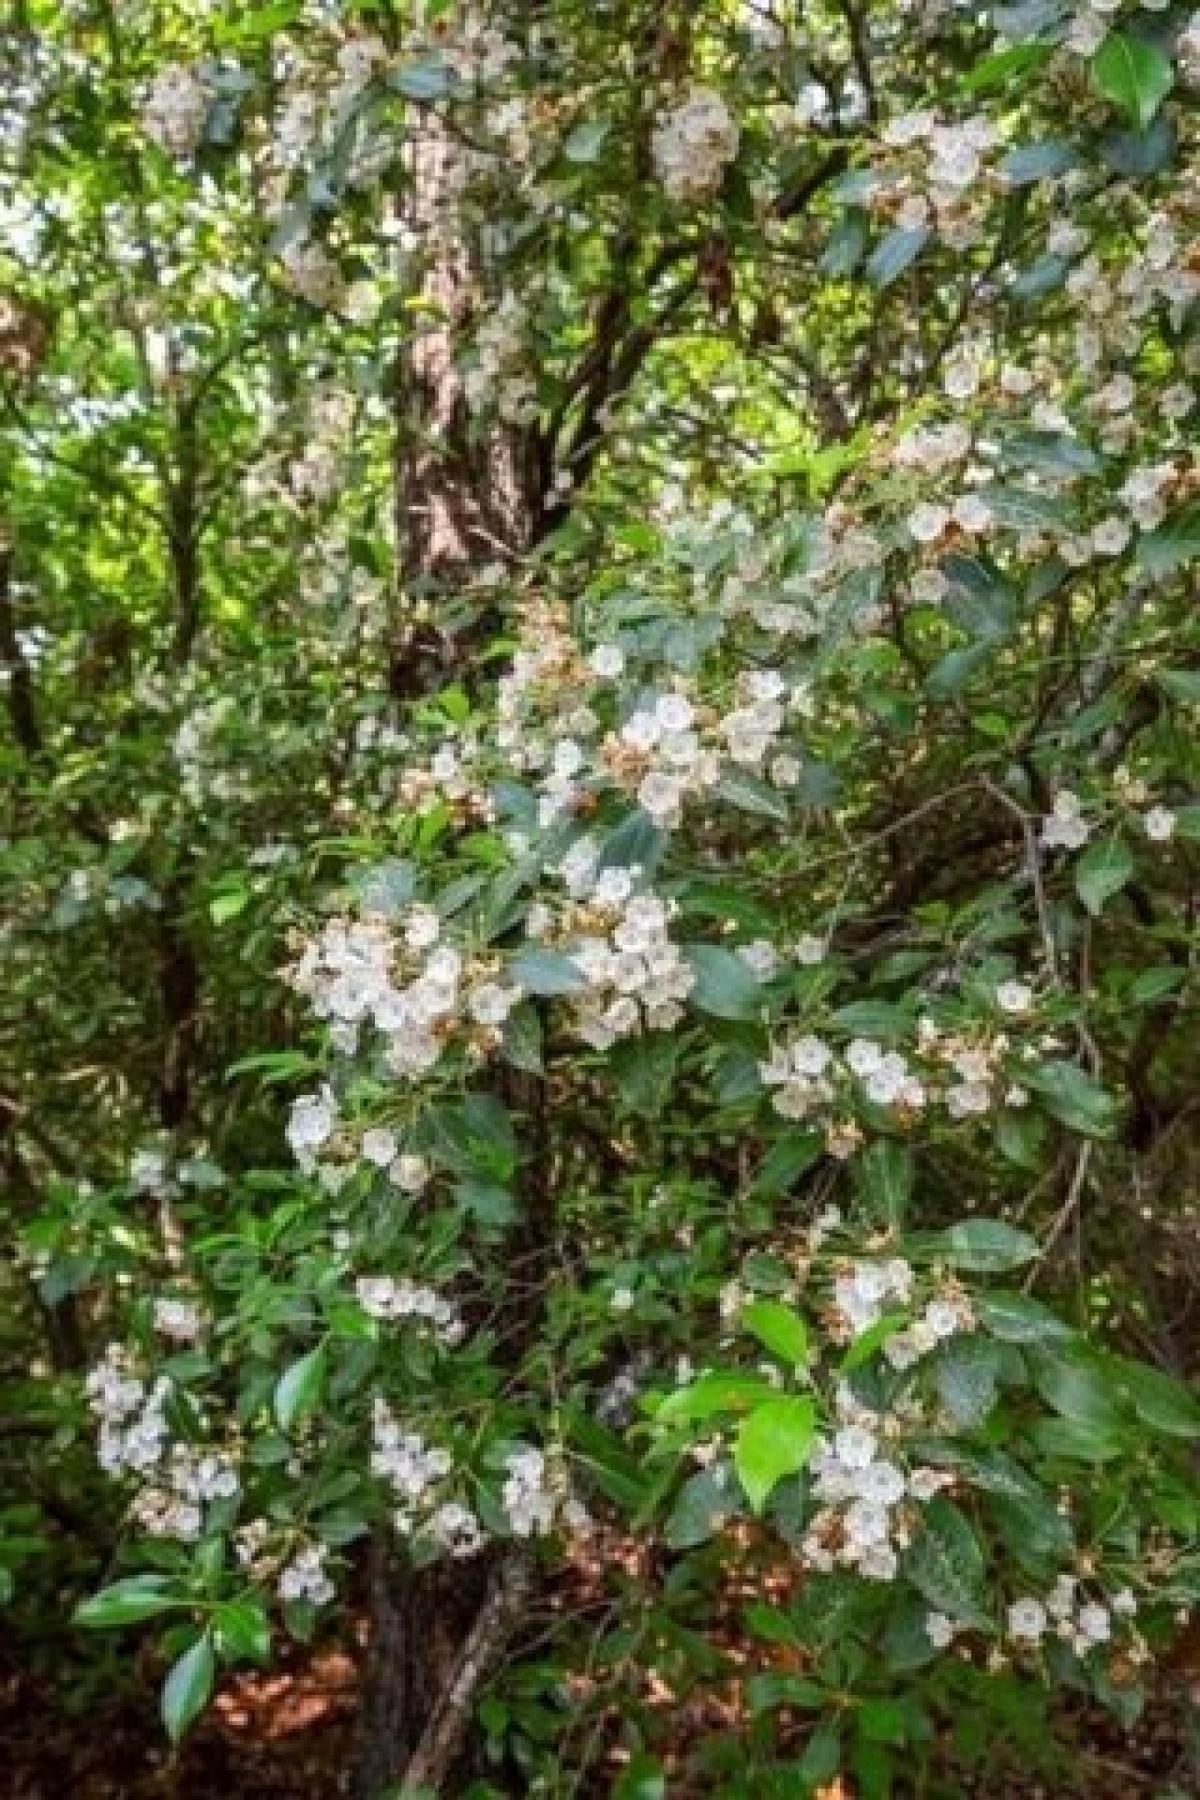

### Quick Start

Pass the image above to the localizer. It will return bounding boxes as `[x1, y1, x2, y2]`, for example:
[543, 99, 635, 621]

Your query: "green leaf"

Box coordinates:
[857, 1140, 913, 1227]
[510, 946, 586, 996]
[1032, 1349, 1124, 1434]
[75, 1575, 181, 1628]
[1032, 1417, 1124, 1462]
[800, 1718, 842, 1785]
[734, 1396, 818, 1514]
[1075, 838, 1134, 916]
[933, 1335, 1002, 1428]
[742, 1300, 810, 1368]
[213, 1598, 272, 1663]
[501, 1002, 544, 1074]
[389, 56, 453, 101]
[748, 1130, 824, 1197]
[656, 1370, 778, 1424]
[746, 1672, 826, 1714]
[162, 1633, 215, 1743]
[961, 40, 1051, 93]
[1111, 1359, 1200, 1440]
[664, 1467, 738, 1549]
[866, 225, 929, 287]
[683, 944, 764, 1020]
[978, 1292, 1073, 1344]
[562, 119, 609, 163]
[1091, 31, 1173, 131]
[211, 2, 300, 46]
[274, 1344, 327, 1432]
[612, 1753, 665, 1800]
[209, 886, 250, 926]
[1128, 965, 1187, 1005]
[610, 1034, 679, 1116]
[597, 809, 663, 874]
[1137, 504, 1200, 578]
[456, 1178, 518, 1227]
[857, 1698, 909, 1745]
[832, 1000, 912, 1040]
[905, 1499, 988, 1627]
[1000, 138, 1078, 184]
[1155, 668, 1200, 705]
[1023, 1060, 1118, 1137]
[715, 770, 790, 823]
[927, 1219, 1039, 1272]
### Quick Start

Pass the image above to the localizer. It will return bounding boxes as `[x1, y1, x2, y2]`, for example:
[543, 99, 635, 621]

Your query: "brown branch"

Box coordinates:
[400, 1551, 534, 1796]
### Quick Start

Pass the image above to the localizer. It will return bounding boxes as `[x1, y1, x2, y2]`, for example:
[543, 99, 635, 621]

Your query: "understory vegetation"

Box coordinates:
[2, 1, 1199, 1795]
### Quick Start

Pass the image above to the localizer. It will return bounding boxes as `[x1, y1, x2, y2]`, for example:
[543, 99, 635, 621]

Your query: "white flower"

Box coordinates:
[926, 1611, 957, 1648]
[1143, 805, 1175, 842]
[655, 693, 694, 733]
[834, 1424, 877, 1469]
[943, 356, 982, 400]
[1041, 791, 1090, 850]
[391, 1153, 430, 1193]
[923, 1299, 961, 1340]
[739, 939, 778, 981]
[142, 63, 210, 159]
[1077, 1601, 1111, 1643]
[362, 1127, 398, 1167]
[152, 1297, 205, 1343]
[996, 979, 1032, 1015]
[590, 644, 624, 679]
[1007, 1597, 1048, 1641]
[287, 1086, 338, 1162]
[908, 502, 950, 545]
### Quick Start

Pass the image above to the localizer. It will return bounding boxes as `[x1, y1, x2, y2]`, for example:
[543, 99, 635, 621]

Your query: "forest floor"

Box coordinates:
[1, 1641, 1197, 1800]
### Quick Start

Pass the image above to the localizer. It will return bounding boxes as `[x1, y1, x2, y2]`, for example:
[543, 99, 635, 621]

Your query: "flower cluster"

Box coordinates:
[1006, 1576, 1142, 1662]
[651, 89, 739, 203]
[539, 852, 696, 1048]
[761, 1020, 1025, 1144]
[130, 1445, 239, 1542]
[142, 63, 210, 159]
[86, 1348, 237, 1542]
[370, 1401, 484, 1559]
[86, 1346, 171, 1478]
[286, 900, 521, 1091]
[152, 1295, 207, 1344]
[803, 1384, 956, 1582]
[354, 1276, 465, 1347]
[278, 1543, 337, 1606]
[874, 109, 999, 249]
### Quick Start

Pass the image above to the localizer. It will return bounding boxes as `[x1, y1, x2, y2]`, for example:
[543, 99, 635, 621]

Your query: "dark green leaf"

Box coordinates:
[162, 1633, 215, 1743]
[1075, 838, 1134, 916]
[683, 945, 764, 1020]
[274, 1344, 327, 1432]
[866, 225, 929, 287]
[75, 1576, 180, 1629]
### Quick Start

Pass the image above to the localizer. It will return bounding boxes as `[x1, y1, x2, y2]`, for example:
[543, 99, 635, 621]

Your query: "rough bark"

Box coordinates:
[388, 109, 540, 704]
[355, 98, 544, 1799]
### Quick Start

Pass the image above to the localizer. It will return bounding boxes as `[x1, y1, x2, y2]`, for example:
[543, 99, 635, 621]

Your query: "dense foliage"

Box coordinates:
[2, 1, 1199, 1794]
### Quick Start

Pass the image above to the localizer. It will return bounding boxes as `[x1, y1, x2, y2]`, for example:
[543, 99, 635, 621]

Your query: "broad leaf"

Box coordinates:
[734, 1396, 818, 1514]
[162, 1633, 216, 1743]
[1091, 31, 1173, 130]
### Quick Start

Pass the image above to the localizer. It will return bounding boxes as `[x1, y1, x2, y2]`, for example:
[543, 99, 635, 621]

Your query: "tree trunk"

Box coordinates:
[355, 97, 544, 1799]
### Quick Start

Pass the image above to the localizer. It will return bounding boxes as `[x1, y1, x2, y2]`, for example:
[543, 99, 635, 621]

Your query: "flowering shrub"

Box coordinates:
[2, 0, 1199, 1795]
